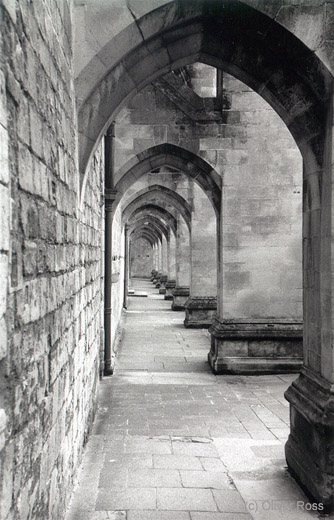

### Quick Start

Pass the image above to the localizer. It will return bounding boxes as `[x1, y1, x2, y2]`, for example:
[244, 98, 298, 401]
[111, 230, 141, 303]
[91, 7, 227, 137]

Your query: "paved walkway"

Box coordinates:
[66, 280, 320, 520]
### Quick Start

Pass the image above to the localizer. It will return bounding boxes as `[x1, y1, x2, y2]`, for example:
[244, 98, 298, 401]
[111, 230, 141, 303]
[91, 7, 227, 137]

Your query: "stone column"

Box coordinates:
[158, 240, 162, 274]
[123, 224, 129, 308]
[104, 123, 116, 376]
[284, 93, 334, 509]
[184, 183, 217, 328]
[154, 239, 163, 287]
[209, 72, 303, 375]
[165, 230, 176, 300]
[154, 240, 161, 286]
[159, 234, 168, 294]
[172, 215, 190, 310]
[151, 243, 159, 282]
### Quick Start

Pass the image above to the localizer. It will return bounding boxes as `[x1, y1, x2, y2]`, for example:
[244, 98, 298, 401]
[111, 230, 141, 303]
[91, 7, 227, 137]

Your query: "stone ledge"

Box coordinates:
[185, 296, 217, 310]
[208, 351, 302, 375]
[208, 317, 303, 375]
[172, 286, 190, 311]
[184, 296, 217, 328]
[165, 281, 176, 300]
[172, 286, 190, 297]
[209, 317, 303, 339]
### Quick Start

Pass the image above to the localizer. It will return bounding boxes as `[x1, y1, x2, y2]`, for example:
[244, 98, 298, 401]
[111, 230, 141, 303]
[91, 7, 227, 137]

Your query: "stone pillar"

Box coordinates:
[165, 230, 176, 300]
[158, 239, 163, 274]
[153, 243, 159, 272]
[162, 234, 168, 275]
[184, 183, 217, 328]
[104, 123, 116, 376]
[284, 94, 334, 510]
[209, 72, 303, 375]
[159, 235, 168, 294]
[151, 243, 159, 284]
[172, 215, 190, 310]
[123, 224, 129, 308]
[154, 240, 163, 287]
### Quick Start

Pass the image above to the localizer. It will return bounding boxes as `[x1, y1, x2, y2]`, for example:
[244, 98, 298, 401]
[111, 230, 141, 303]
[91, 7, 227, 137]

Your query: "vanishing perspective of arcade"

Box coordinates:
[0, 0, 333, 518]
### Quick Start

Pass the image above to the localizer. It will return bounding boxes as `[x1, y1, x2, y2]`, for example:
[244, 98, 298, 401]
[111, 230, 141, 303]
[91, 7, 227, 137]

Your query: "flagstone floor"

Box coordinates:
[65, 279, 323, 520]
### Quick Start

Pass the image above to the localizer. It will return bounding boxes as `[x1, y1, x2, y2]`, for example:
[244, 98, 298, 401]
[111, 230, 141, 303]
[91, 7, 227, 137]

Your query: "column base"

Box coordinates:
[164, 280, 176, 300]
[172, 286, 190, 311]
[184, 297, 217, 328]
[154, 273, 162, 288]
[159, 275, 168, 294]
[208, 317, 303, 374]
[285, 367, 334, 511]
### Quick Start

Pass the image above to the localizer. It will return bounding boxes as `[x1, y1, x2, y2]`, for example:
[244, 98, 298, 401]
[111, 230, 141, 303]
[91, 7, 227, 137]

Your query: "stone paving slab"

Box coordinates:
[128, 512, 190, 520]
[190, 514, 251, 520]
[65, 280, 316, 520]
[180, 470, 233, 489]
[153, 454, 204, 470]
[157, 488, 217, 511]
[96, 488, 157, 510]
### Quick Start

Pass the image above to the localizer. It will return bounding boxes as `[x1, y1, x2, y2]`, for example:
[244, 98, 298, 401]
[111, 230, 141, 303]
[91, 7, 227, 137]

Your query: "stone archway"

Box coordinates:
[122, 185, 192, 230]
[77, 0, 331, 181]
[112, 143, 221, 215]
[75, 0, 334, 506]
[129, 205, 177, 236]
[129, 215, 171, 240]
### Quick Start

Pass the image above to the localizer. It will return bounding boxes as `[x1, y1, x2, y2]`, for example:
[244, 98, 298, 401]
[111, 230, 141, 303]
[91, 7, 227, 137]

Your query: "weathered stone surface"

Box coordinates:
[1, 3, 104, 517]
[164, 280, 176, 300]
[130, 237, 153, 278]
[285, 369, 334, 509]
[172, 286, 190, 311]
[208, 318, 303, 374]
[2, 2, 334, 518]
[184, 297, 217, 328]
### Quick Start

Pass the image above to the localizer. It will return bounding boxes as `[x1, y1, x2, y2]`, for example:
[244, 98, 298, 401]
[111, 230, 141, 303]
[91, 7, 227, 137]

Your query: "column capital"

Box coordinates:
[105, 189, 118, 210]
[106, 121, 115, 137]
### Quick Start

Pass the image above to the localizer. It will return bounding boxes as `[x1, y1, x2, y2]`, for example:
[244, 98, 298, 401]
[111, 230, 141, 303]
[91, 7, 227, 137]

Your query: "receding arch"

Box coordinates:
[75, 0, 334, 507]
[122, 185, 192, 229]
[113, 144, 221, 215]
[129, 205, 177, 235]
[129, 215, 170, 241]
[130, 235, 154, 251]
[131, 226, 162, 244]
[130, 231, 157, 247]
[77, 0, 332, 182]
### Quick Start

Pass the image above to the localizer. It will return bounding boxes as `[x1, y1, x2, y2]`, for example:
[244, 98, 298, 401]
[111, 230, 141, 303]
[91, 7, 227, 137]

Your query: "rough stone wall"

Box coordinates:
[0, 11, 11, 520]
[0, 2, 104, 518]
[130, 238, 153, 278]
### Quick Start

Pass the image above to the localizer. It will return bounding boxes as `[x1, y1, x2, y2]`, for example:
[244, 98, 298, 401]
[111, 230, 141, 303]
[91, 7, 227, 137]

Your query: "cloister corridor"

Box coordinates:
[2, 1, 334, 518]
[66, 279, 318, 520]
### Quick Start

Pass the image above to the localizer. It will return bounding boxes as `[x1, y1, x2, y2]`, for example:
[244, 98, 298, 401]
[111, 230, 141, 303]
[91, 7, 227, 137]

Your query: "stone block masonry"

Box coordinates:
[0, 2, 104, 518]
[130, 238, 153, 278]
[2, 0, 334, 516]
